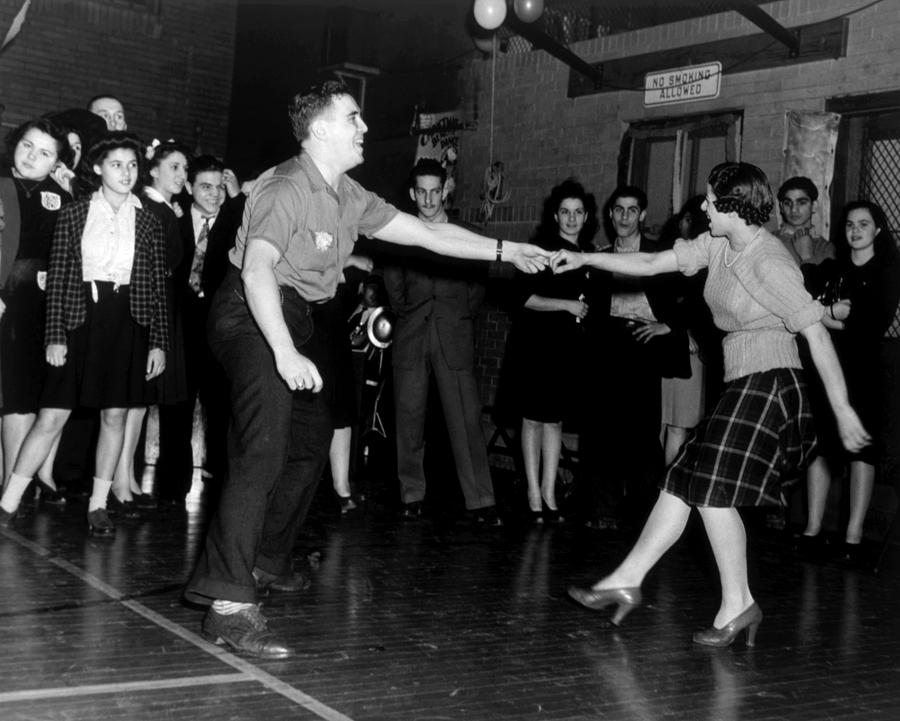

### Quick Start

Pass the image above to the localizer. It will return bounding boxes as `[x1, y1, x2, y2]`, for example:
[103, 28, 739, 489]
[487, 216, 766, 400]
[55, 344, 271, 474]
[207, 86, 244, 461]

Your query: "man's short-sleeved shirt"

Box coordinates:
[228, 153, 397, 302]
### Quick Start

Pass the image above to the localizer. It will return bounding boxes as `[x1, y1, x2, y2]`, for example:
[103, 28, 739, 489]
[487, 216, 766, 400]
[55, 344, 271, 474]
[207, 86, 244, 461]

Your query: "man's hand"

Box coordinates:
[223, 168, 241, 198]
[507, 242, 550, 273]
[46, 344, 67, 367]
[275, 347, 323, 393]
[146, 348, 166, 380]
[550, 249, 585, 274]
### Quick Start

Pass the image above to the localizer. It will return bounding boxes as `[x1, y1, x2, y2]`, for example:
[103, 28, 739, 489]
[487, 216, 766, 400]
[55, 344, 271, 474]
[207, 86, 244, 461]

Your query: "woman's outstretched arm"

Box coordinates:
[552, 248, 679, 276]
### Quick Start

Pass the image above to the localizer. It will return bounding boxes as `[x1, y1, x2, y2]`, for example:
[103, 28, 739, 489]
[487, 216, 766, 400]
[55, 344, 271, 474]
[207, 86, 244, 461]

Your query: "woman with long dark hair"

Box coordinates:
[554, 162, 868, 646]
[801, 200, 900, 565]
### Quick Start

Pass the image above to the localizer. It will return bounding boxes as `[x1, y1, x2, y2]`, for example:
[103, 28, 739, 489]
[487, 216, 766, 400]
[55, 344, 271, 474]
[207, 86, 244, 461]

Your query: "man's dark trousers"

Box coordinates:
[184, 269, 332, 605]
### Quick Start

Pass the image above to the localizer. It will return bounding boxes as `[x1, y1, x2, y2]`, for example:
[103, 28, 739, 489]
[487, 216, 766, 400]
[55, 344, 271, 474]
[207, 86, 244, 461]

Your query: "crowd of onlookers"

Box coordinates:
[0, 95, 244, 535]
[1, 93, 897, 572]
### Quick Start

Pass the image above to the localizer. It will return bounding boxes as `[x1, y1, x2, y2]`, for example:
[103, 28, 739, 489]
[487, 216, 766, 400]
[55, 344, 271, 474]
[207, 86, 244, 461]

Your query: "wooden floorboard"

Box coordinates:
[1, 476, 899, 720]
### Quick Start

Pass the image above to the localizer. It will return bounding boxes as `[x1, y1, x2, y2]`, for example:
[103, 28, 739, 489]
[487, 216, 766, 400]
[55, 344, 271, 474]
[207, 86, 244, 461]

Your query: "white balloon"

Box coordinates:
[474, 0, 507, 31]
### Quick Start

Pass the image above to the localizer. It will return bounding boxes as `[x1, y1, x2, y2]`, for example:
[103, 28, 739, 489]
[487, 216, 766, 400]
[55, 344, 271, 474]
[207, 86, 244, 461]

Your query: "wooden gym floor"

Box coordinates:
[1, 468, 898, 721]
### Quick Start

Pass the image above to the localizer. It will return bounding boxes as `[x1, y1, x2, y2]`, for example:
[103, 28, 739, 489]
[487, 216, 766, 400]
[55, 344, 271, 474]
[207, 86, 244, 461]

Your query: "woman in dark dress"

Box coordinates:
[503, 179, 596, 522]
[804, 200, 900, 564]
[0, 118, 73, 502]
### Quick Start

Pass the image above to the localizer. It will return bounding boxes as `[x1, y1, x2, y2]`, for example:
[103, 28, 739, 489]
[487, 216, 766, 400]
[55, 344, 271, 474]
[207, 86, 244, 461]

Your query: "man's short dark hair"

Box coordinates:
[409, 158, 446, 187]
[189, 154, 225, 184]
[777, 176, 818, 203]
[288, 80, 350, 143]
[609, 185, 648, 211]
[87, 93, 123, 109]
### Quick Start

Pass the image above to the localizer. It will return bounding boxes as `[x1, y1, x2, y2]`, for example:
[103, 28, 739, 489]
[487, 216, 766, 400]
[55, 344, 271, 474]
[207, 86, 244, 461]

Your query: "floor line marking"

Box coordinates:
[0, 674, 249, 704]
[4, 529, 355, 721]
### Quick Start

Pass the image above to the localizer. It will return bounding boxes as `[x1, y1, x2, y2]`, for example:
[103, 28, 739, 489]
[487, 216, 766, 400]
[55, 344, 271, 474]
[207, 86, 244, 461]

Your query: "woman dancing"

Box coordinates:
[553, 162, 869, 646]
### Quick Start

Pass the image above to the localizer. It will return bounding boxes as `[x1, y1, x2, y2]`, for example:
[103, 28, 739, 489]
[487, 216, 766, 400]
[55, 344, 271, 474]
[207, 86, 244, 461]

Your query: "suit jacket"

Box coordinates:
[585, 234, 690, 378]
[176, 194, 245, 300]
[384, 243, 487, 371]
[45, 197, 169, 351]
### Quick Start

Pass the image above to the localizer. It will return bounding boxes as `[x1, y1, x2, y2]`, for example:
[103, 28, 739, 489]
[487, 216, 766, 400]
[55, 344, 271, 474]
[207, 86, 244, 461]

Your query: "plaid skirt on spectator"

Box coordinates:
[662, 368, 816, 507]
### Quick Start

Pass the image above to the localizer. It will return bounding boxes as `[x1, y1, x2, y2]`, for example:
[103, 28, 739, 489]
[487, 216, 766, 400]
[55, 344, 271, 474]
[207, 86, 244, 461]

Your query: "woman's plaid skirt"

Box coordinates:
[662, 368, 816, 507]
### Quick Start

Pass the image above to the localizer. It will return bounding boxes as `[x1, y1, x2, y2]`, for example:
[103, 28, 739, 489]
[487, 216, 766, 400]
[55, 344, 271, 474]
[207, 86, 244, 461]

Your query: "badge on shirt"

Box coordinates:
[41, 192, 61, 211]
[314, 231, 334, 252]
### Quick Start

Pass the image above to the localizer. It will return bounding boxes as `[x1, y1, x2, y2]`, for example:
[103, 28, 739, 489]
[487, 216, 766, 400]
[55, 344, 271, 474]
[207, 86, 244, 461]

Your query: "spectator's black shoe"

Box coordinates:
[838, 542, 867, 570]
[253, 566, 311, 593]
[541, 501, 564, 524]
[201, 605, 294, 659]
[796, 533, 827, 561]
[400, 501, 423, 520]
[471, 505, 503, 527]
[132, 492, 158, 510]
[87, 508, 116, 537]
[107, 494, 141, 519]
[34, 479, 67, 506]
[0, 507, 16, 528]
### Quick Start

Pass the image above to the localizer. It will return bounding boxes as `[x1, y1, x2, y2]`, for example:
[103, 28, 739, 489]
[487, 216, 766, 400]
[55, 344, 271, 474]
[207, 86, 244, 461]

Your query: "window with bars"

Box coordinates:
[830, 93, 900, 243]
[860, 125, 900, 240]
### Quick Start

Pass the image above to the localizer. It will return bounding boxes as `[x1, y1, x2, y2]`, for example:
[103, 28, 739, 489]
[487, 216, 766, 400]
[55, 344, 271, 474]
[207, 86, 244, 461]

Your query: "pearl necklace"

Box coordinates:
[723, 228, 762, 268]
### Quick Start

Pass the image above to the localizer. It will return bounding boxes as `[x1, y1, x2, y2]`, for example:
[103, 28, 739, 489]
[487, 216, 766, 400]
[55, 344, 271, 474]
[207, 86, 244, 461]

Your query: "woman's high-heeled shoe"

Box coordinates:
[34, 479, 67, 506]
[528, 508, 544, 525]
[692, 602, 763, 647]
[542, 500, 564, 524]
[567, 585, 642, 625]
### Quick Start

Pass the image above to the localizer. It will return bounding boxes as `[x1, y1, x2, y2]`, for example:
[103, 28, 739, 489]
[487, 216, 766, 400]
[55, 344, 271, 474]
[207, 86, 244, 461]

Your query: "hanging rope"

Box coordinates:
[480, 34, 510, 225]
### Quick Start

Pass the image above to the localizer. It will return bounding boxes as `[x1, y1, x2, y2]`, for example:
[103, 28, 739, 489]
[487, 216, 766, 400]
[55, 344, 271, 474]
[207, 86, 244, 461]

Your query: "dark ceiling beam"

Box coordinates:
[726, 0, 800, 56]
[504, 12, 603, 89]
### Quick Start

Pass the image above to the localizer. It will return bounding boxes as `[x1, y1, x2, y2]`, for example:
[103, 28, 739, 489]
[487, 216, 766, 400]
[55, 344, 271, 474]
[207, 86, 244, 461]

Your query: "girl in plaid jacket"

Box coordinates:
[0, 133, 168, 537]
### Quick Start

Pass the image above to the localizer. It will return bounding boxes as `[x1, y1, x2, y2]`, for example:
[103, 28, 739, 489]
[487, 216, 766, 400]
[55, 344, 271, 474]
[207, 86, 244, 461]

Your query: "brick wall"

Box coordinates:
[454, 0, 900, 404]
[0, 0, 237, 156]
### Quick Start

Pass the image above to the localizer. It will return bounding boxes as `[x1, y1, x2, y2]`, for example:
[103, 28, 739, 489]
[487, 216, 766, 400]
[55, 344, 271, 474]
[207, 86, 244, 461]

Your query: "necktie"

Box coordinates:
[189, 216, 211, 294]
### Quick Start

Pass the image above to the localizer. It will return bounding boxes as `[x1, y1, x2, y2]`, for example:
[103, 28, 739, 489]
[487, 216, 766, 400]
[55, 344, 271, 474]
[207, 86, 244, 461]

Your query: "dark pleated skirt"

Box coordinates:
[41, 282, 150, 410]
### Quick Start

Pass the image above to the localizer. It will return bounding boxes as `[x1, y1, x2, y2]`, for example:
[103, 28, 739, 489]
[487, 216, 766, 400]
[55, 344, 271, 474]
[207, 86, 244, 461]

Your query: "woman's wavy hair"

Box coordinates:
[4, 117, 73, 174]
[83, 132, 143, 191]
[535, 177, 599, 251]
[707, 162, 774, 227]
[142, 139, 190, 188]
[835, 200, 899, 263]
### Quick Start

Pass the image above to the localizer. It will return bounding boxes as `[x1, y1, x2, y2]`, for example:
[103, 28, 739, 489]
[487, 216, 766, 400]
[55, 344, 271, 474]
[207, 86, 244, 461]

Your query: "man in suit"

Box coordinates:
[384, 159, 500, 525]
[155, 156, 244, 503]
[578, 185, 688, 530]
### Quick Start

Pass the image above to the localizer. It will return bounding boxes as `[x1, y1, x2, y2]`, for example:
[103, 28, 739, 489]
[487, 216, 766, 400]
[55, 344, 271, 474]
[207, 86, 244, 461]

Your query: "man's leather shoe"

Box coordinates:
[201, 604, 294, 659]
[400, 501, 423, 520]
[87, 508, 116, 537]
[253, 566, 311, 592]
[471, 505, 503, 527]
